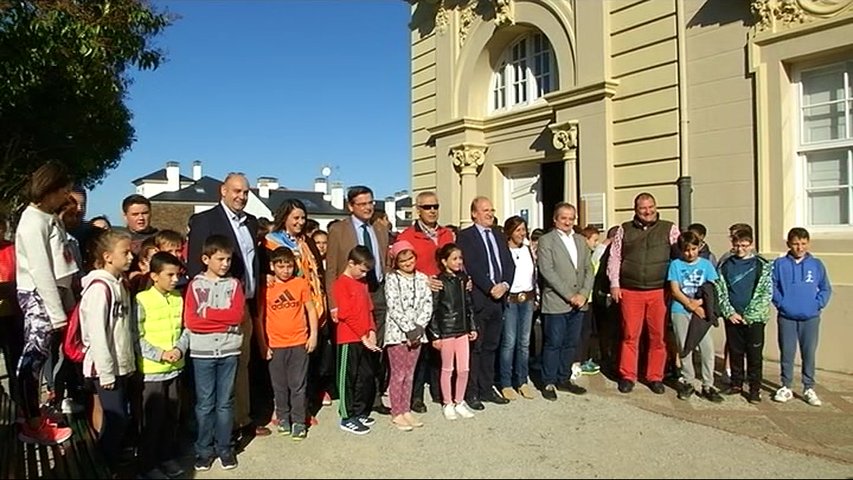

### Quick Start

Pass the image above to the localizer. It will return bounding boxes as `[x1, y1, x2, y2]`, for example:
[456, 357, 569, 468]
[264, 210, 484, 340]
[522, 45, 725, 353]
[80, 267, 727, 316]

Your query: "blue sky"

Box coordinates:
[88, 0, 412, 222]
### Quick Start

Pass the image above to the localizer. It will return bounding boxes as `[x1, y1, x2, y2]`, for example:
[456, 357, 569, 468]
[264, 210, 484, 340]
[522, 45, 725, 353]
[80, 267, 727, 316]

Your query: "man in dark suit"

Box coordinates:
[456, 196, 514, 409]
[324, 185, 391, 416]
[186, 173, 270, 438]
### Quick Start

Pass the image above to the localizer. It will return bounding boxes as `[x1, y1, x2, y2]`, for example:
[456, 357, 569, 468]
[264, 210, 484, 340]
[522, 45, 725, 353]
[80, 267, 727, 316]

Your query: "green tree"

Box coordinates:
[0, 0, 172, 214]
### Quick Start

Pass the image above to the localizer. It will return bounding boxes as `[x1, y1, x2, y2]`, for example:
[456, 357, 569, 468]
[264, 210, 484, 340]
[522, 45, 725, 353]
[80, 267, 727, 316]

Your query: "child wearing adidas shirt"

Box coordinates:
[256, 247, 318, 441]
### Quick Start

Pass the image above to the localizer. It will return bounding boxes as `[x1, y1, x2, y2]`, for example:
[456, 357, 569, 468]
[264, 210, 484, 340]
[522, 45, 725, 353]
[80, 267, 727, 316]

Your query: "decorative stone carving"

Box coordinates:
[435, 1, 450, 34]
[751, 0, 853, 33]
[494, 0, 515, 27]
[459, 3, 476, 48]
[450, 143, 487, 175]
[549, 121, 579, 152]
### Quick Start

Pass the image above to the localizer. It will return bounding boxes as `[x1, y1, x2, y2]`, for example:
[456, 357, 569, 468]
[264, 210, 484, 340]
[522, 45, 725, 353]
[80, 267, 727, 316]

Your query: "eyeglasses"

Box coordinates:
[418, 204, 440, 211]
[351, 201, 373, 208]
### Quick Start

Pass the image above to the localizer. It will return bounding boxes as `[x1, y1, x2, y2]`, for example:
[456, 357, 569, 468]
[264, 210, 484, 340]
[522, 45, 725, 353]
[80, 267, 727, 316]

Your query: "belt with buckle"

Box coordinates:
[508, 290, 535, 303]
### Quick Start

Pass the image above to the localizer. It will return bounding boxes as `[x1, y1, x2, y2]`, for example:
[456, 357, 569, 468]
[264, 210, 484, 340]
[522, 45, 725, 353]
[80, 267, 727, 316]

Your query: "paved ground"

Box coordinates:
[190, 362, 853, 479]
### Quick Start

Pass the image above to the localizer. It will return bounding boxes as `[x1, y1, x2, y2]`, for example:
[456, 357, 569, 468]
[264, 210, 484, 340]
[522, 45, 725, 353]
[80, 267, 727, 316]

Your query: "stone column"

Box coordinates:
[450, 143, 488, 227]
[548, 120, 579, 210]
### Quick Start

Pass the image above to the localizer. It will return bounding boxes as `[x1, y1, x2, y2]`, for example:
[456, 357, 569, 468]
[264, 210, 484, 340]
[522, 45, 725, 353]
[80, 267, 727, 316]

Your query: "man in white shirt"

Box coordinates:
[535, 203, 594, 401]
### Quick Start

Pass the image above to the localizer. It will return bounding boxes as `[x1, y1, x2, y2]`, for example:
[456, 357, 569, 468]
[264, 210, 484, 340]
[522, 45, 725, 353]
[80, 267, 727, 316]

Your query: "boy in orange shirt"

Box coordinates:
[256, 247, 318, 440]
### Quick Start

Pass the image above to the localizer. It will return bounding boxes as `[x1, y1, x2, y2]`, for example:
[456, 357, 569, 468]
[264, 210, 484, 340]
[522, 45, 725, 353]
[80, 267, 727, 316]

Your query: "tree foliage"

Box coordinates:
[0, 0, 172, 213]
[408, 0, 501, 34]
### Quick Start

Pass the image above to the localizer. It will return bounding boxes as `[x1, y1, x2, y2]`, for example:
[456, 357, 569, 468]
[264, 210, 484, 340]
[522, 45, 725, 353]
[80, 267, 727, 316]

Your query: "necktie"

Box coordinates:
[485, 229, 501, 283]
[362, 224, 378, 284]
[361, 224, 373, 255]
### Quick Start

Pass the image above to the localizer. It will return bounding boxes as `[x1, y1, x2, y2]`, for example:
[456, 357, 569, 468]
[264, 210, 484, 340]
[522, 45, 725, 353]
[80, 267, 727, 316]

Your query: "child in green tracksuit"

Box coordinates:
[714, 227, 773, 403]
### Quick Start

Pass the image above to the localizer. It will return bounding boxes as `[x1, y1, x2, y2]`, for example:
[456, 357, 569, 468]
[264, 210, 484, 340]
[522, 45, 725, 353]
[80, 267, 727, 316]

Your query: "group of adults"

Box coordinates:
[178, 174, 683, 418]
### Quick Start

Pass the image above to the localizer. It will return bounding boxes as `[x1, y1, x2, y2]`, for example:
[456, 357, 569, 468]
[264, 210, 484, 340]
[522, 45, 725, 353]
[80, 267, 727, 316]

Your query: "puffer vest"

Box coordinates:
[136, 288, 185, 374]
[619, 218, 674, 290]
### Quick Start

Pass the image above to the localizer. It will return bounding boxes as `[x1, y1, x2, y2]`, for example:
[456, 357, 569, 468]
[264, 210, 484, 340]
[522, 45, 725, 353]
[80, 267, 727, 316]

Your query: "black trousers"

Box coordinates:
[336, 342, 375, 420]
[412, 344, 441, 404]
[592, 298, 621, 372]
[94, 376, 129, 471]
[139, 376, 182, 470]
[725, 321, 766, 391]
[467, 301, 503, 399]
[0, 314, 24, 402]
[369, 284, 388, 406]
[307, 319, 336, 413]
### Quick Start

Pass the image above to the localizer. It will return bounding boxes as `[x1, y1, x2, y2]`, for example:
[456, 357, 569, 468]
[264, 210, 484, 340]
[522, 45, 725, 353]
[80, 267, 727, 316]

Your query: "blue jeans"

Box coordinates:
[193, 356, 239, 459]
[778, 316, 820, 390]
[541, 310, 584, 386]
[499, 300, 533, 388]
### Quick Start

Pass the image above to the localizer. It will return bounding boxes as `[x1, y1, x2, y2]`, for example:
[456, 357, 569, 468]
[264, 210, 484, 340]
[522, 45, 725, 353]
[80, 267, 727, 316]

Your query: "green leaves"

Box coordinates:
[0, 0, 173, 213]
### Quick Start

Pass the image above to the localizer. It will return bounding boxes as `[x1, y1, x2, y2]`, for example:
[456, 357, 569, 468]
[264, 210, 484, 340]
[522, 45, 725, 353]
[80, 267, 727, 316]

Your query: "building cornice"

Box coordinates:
[544, 80, 619, 110]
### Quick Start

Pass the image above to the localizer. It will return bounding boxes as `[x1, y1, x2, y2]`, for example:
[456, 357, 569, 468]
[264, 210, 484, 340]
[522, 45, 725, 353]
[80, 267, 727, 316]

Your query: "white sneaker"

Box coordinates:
[570, 362, 582, 381]
[60, 398, 84, 415]
[454, 402, 475, 419]
[443, 404, 458, 420]
[773, 386, 793, 403]
[803, 388, 822, 407]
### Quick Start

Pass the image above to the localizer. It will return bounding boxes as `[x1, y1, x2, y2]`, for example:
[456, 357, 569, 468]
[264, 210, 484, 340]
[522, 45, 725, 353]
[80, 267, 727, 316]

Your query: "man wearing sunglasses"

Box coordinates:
[395, 191, 456, 413]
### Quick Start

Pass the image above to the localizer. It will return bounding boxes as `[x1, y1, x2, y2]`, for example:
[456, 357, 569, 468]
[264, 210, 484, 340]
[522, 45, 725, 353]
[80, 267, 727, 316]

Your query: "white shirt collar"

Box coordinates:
[221, 201, 245, 222]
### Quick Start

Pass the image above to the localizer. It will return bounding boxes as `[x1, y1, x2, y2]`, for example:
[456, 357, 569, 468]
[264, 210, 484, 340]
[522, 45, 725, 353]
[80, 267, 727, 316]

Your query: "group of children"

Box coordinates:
[667, 223, 831, 406]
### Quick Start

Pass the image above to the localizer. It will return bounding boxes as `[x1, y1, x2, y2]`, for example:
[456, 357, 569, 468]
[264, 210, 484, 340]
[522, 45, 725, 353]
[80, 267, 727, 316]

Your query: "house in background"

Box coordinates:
[135, 161, 349, 233]
[377, 190, 413, 231]
[408, 0, 853, 373]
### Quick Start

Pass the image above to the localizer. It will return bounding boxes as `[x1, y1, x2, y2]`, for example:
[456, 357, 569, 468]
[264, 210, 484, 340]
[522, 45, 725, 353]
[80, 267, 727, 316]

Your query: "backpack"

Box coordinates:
[63, 279, 112, 363]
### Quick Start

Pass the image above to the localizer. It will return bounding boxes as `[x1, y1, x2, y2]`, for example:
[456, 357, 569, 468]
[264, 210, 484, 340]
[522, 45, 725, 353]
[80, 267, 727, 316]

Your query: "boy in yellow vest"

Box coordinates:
[136, 252, 189, 479]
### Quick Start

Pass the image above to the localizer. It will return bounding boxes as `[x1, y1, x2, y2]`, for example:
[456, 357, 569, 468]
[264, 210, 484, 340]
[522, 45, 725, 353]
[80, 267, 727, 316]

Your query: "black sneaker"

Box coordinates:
[291, 423, 307, 441]
[677, 383, 694, 401]
[722, 385, 743, 396]
[746, 389, 762, 404]
[649, 381, 666, 395]
[557, 380, 587, 395]
[411, 399, 427, 414]
[542, 385, 558, 401]
[702, 387, 724, 403]
[339, 418, 370, 435]
[194, 456, 214, 472]
[358, 416, 376, 427]
[219, 452, 238, 470]
[277, 420, 292, 435]
[618, 379, 635, 394]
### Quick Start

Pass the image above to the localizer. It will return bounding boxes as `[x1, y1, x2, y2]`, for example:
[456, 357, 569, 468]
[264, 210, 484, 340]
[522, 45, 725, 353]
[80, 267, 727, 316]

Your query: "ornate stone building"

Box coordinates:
[409, 0, 853, 373]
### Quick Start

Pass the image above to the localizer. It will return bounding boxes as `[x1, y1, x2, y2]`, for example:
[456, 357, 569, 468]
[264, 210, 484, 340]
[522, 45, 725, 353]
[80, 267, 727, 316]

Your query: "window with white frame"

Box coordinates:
[799, 61, 853, 227]
[490, 33, 556, 114]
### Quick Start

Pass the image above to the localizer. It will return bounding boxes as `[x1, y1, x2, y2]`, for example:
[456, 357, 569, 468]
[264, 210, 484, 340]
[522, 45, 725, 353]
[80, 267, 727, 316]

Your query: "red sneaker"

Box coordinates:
[321, 392, 332, 406]
[18, 418, 73, 445]
[308, 416, 319, 426]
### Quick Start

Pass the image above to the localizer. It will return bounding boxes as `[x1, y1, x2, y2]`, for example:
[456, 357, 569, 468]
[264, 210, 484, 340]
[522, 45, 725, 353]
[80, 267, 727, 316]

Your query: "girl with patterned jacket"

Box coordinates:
[383, 241, 432, 431]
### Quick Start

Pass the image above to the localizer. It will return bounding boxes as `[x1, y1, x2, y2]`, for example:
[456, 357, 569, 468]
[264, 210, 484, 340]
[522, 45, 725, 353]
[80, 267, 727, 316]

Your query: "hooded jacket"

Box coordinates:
[772, 253, 832, 320]
[80, 269, 135, 385]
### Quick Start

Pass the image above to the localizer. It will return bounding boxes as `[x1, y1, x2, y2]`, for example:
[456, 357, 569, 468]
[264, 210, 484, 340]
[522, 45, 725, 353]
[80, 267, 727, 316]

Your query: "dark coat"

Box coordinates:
[186, 204, 260, 293]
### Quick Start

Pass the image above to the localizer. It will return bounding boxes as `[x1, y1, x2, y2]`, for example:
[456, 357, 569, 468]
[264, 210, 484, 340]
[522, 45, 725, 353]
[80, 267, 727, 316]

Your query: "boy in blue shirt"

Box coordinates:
[772, 228, 831, 407]
[668, 230, 722, 402]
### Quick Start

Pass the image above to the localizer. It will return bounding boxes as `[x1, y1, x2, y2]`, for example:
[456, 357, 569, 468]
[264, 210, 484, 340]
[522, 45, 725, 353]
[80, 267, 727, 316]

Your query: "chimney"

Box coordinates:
[192, 160, 202, 181]
[257, 177, 271, 199]
[385, 196, 397, 231]
[166, 161, 180, 192]
[314, 177, 327, 195]
[258, 176, 279, 191]
[330, 182, 345, 210]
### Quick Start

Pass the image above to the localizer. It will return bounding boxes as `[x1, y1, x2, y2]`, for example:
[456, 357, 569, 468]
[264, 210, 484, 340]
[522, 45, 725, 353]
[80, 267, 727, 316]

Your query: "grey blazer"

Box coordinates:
[536, 229, 595, 314]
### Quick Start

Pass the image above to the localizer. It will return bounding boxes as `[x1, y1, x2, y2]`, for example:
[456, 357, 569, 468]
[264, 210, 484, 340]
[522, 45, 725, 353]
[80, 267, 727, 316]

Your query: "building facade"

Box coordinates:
[410, 0, 853, 373]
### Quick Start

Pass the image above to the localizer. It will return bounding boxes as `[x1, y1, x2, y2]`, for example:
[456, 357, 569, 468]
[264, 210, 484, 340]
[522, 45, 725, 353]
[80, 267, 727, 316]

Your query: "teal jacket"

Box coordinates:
[714, 254, 773, 325]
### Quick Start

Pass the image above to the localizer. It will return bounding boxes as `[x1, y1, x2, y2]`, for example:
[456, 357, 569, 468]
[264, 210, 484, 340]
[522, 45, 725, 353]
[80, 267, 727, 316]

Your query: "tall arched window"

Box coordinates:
[490, 32, 557, 113]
